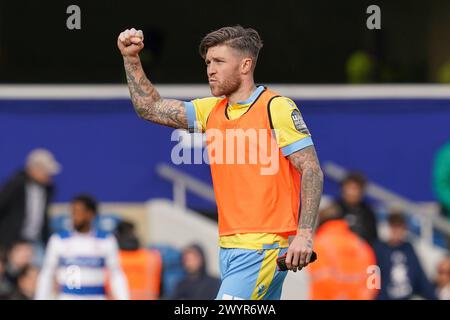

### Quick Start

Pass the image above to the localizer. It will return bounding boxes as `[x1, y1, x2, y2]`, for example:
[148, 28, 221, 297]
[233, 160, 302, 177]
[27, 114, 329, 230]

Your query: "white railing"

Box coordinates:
[323, 161, 450, 245]
[156, 163, 216, 208]
[1, 84, 450, 100]
[156, 161, 450, 246]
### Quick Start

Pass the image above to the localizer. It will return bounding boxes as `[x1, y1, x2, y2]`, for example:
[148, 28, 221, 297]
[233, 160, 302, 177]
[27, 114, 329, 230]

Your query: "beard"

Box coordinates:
[73, 220, 91, 232]
[210, 76, 241, 97]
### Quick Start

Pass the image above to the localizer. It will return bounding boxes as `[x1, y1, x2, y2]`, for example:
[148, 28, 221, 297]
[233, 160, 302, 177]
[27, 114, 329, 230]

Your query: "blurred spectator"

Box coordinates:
[0, 249, 10, 299]
[35, 194, 129, 300]
[435, 256, 450, 300]
[336, 172, 379, 245]
[0, 148, 61, 266]
[433, 141, 450, 221]
[2, 240, 34, 295]
[8, 265, 39, 300]
[114, 220, 162, 300]
[308, 203, 377, 300]
[373, 211, 438, 300]
[171, 244, 220, 300]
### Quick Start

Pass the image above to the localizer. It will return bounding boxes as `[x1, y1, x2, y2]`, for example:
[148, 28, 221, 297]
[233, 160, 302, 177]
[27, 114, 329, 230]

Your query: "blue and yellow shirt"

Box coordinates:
[184, 86, 314, 249]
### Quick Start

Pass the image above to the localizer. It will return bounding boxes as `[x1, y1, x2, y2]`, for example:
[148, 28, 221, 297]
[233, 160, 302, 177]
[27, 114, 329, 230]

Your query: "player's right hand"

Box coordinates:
[285, 227, 314, 272]
[117, 28, 144, 57]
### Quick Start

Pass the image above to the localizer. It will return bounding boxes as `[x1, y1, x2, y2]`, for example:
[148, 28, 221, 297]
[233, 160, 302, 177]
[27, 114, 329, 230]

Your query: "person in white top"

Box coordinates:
[35, 194, 129, 300]
[435, 256, 450, 300]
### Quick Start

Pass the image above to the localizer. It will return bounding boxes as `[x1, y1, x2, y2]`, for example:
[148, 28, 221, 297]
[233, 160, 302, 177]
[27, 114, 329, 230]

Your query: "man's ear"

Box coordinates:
[241, 57, 253, 74]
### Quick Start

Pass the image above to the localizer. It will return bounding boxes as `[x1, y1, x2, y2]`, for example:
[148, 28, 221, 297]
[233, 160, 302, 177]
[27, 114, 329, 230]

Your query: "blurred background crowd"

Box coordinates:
[0, 148, 449, 300]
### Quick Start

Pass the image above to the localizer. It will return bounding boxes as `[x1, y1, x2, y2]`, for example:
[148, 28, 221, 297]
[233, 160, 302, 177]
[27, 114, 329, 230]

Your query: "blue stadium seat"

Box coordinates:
[93, 214, 122, 233]
[149, 244, 186, 299]
[50, 214, 72, 233]
[50, 213, 122, 235]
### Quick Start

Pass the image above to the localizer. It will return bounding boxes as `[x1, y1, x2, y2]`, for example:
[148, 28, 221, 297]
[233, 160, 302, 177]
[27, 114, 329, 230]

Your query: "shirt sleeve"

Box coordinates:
[269, 97, 314, 156]
[35, 234, 60, 300]
[183, 97, 220, 133]
[105, 235, 130, 300]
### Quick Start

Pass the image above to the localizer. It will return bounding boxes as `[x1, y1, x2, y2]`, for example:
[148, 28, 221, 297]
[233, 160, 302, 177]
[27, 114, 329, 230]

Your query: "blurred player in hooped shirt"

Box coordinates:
[35, 194, 129, 300]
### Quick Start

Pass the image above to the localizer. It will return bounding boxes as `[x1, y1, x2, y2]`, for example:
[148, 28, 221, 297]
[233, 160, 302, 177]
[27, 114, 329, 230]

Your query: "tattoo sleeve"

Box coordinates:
[288, 145, 324, 232]
[123, 56, 188, 129]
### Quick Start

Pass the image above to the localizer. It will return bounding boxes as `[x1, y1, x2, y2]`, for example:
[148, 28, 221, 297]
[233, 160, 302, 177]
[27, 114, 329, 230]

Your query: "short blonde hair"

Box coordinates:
[199, 25, 263, 64]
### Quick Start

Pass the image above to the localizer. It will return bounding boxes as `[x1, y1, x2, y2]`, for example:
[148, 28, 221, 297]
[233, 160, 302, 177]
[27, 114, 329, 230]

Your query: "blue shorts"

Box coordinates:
[216, 246, 288, 300]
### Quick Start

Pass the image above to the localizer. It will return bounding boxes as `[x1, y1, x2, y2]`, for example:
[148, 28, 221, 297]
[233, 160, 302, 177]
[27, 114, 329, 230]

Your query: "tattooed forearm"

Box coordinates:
[288, 146, 324, 231]
[123, 56, 188, 129]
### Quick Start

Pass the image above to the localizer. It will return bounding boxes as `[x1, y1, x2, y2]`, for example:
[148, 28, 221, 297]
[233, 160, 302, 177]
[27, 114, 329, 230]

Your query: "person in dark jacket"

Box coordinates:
[0, 149, 61, 264]
[0, 240, 34, 299]
[373, 211, 438, 300]
[336, 172, 379, 245]
[171, 244, 220, 300]
[0, 249, 11, 299]
[7, 265, 39, 300]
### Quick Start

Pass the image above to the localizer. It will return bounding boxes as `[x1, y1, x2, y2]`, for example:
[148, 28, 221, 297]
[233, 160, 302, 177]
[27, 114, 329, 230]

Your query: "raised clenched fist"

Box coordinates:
[117, 28, 144, 57]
